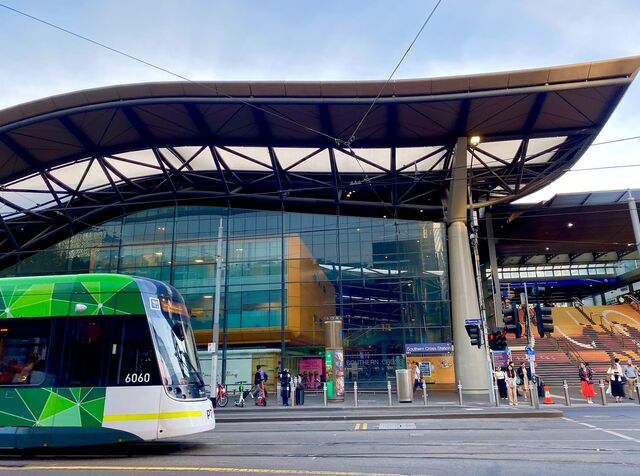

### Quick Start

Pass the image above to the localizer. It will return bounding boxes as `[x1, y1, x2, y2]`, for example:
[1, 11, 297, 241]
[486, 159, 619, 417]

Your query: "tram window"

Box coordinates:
[0, 319, 50, 386]
[62, 317, 108, 387]
[108, 315, 160, 386]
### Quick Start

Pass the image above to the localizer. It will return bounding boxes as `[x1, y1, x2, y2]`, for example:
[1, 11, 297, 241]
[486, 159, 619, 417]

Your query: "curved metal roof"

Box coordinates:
[0, 56, 639, 267]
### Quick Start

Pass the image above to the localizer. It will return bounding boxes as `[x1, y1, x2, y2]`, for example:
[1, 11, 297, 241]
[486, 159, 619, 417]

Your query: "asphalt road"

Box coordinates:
[1, 406, 640, 476]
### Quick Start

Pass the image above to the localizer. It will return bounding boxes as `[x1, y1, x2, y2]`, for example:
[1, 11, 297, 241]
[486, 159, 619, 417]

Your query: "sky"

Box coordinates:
[1, 0, 639, 203]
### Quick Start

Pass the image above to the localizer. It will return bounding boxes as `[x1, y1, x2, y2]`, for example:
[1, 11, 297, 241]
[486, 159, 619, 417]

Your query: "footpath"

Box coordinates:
[214, 390, 563, 423]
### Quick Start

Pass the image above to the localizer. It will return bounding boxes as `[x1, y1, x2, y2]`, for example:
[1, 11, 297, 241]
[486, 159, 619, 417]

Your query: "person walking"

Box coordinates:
[279, 368, 291, 406]
[494, 366, 508, 400]
[505, 363, 518, 406]
[607, 359, 625, 403]
[517, 362, 531, 401]
[254, 364, 267, 405]
[412, 362, 422, 393]
[579, 362, 595, 404]
[623, 360, 638, 400]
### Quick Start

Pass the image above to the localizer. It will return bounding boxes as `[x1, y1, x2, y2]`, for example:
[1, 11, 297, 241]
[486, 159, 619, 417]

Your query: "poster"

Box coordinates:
[406, 354, 455, 386]
[298, 358, 324, 389]
[334, 350, 344, 397]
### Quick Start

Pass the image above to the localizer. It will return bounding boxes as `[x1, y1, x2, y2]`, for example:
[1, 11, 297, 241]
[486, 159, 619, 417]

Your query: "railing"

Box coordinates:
[554, 334, 584, 365]
[624, 294, 640, 314]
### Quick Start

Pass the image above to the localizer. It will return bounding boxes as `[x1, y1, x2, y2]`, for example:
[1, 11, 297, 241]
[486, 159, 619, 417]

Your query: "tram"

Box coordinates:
[0, 274, 214, 449]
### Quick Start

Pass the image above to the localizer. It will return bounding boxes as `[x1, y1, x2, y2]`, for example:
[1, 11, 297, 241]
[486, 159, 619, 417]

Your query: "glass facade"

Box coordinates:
[2, 206, 450, 388]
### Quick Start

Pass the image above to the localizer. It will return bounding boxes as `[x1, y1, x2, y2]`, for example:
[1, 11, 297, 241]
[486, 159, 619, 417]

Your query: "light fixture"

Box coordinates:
[235, 248, 243, 252]
[154, 252, 163, 256]
[157, 226, 166, 231]
[469, 136, 481, 146]
[194, 258, 204, 263]
[356, 228, 361, 232]
[419, 209, 424, 213]
[203, 295, 213, 299]
[567, 222, 574, 228]
[545, 247, 550, 251]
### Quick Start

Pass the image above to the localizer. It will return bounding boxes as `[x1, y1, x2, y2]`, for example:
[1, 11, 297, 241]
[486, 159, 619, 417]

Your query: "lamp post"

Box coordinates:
[210, 218, 224, 399]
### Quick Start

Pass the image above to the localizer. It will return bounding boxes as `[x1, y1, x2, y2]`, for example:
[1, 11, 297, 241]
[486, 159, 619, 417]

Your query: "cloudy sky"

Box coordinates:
[1, 0, 638, 202]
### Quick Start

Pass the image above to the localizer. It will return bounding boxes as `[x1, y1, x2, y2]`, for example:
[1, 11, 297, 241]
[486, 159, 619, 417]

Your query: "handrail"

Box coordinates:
[554, 335, 584, 365]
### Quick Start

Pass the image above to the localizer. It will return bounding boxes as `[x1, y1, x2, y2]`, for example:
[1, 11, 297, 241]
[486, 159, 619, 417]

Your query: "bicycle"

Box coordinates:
[216, 383, 228, 407]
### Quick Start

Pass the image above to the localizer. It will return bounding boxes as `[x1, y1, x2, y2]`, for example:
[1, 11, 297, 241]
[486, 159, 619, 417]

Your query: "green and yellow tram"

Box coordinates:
[0, 274, 214, 449]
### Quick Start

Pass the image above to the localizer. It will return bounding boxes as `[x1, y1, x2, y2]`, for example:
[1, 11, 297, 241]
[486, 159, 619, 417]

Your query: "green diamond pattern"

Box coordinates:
[0, 387, 106, 428]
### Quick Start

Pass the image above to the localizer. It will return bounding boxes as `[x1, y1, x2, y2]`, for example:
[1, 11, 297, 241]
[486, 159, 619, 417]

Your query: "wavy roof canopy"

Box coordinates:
[0, 56, 639, 267]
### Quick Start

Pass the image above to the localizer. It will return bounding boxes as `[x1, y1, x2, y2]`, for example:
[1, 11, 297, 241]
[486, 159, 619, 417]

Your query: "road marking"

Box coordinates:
[354, 422, 367, 431]
[0, 466, 404, 476]
[362, 422, 368, 430]
[354, 423, 360, 430]
[562, 417, 640, 444]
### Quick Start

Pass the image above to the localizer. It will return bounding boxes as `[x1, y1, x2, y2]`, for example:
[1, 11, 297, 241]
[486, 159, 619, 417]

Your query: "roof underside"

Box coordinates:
[491, 189, 640, 266]
[0, 56, 639, 268]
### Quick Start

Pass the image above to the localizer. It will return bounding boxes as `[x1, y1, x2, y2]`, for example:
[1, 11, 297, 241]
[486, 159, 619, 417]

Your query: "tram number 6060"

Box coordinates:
[124, 372, 151, 384]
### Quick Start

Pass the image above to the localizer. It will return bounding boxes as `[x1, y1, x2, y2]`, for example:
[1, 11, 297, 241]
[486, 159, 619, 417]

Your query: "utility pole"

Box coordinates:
[522, 284, 539, 408]
[470, 207, 496, 404]
[210, 218, 224, 399]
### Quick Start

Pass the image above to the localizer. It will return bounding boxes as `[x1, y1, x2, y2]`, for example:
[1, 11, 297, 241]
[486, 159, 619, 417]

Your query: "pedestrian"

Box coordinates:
[412, 362, 422, 393]
[579, 362, 595, 404]
[505, 363, 518, 406]
[494, 366, 508, 400]
[607, 359, 625, 403]
[516, 362, 531, 401]
[279, 368, 291, 406]
[254, 365, 267, 405]
[623, 360, 638, 400]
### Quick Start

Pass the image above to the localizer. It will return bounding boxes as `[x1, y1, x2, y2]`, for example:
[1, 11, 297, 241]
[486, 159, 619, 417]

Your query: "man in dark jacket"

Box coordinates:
[279, 368, 291, 406]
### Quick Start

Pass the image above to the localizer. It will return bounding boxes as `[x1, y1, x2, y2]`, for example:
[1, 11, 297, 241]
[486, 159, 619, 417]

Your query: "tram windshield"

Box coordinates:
[148, 294, 206, 399]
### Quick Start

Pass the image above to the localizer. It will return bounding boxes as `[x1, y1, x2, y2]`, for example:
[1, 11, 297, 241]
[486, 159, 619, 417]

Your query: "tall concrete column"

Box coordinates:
[447, 137, 489, 394]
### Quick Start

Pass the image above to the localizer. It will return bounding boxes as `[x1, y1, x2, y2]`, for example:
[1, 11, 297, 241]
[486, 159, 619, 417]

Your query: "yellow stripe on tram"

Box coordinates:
[103, 411, 202, 422]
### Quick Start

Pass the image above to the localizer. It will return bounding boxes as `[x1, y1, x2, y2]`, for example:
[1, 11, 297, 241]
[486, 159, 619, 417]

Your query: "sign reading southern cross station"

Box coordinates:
[405, 343, 453, 354]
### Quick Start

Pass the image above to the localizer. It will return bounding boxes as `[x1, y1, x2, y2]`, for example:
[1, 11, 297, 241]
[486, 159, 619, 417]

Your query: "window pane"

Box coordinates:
[107, 315, 161, 386]
[0, 319, 50, 386]
[62, 317, 108, 387]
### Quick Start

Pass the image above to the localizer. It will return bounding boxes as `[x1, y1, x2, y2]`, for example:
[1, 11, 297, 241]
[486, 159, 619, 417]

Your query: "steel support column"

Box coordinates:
[447, 137, 489, 395]
[485, 211, 503, 326]
[628, 190, 640, 256]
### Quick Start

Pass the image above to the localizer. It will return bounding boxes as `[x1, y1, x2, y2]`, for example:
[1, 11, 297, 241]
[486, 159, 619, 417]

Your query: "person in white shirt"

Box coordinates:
[607, 359, 625, 403]
[412, 362, 422, 393]
[623, 360, 638, 400]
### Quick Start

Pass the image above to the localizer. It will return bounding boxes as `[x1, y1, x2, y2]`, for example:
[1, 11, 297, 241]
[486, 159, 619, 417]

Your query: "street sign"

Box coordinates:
[207, 342, 216, 353]
[464, 319, 482, 326]
[525, 346, 535, 361]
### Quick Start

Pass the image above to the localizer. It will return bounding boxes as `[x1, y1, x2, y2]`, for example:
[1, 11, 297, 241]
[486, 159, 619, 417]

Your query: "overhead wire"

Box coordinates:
[346, 0, 444, 146]
[0, 2, 346, 147]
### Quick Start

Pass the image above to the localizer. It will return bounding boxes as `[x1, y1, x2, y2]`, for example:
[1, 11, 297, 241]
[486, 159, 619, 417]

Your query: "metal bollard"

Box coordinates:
[277, 384, 281, 405]
[493, 384, 500, 407]
[457, 380, 463, 406]
[290, 384, 295, 407]
[387, 380, 392, 406]
[530, 378, 540, 409]
[599, 379, 607, 406]
[353, 381, 359, 407]
[323, 382, 327, 407]
[635, 381, 640, 405]
[563, 380, 571, 406]
[422, 382, 428, 406]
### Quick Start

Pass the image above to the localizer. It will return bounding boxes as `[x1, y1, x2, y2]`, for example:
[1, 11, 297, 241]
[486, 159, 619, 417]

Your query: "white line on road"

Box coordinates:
[562, 417, 640, 444]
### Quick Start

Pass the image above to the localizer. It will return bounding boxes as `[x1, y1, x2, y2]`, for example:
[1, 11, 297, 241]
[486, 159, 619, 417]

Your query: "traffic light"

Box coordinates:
[502, 304, 522, 338]
[489, 330, 508, 351]
[465, 324, 482, 348]
[535, 304, 554, 338]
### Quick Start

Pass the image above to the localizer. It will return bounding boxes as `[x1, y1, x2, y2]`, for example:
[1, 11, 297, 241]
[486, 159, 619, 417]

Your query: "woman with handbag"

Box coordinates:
[505, 363, 518, 406]
[607, 360, 625, 403]
[579, 362, 595, 404]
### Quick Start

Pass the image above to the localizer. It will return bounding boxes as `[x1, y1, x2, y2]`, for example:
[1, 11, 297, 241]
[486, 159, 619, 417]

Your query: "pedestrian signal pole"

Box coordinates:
[522, 284, 539, 408]
[211, 219, 224, 399]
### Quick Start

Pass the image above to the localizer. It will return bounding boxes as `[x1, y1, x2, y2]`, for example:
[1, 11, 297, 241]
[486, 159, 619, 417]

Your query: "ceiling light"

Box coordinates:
[469, 136, 481, 146]
[154, 252, 163, 256]
[203, 295, 213, 299]
[194, 259, 204, 263]
[545, 247, 550, 251]
[567, 222, 574, 228]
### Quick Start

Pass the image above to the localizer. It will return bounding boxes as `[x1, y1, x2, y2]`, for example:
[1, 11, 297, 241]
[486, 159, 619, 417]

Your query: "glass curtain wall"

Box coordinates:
[2, 206, 450, 388]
